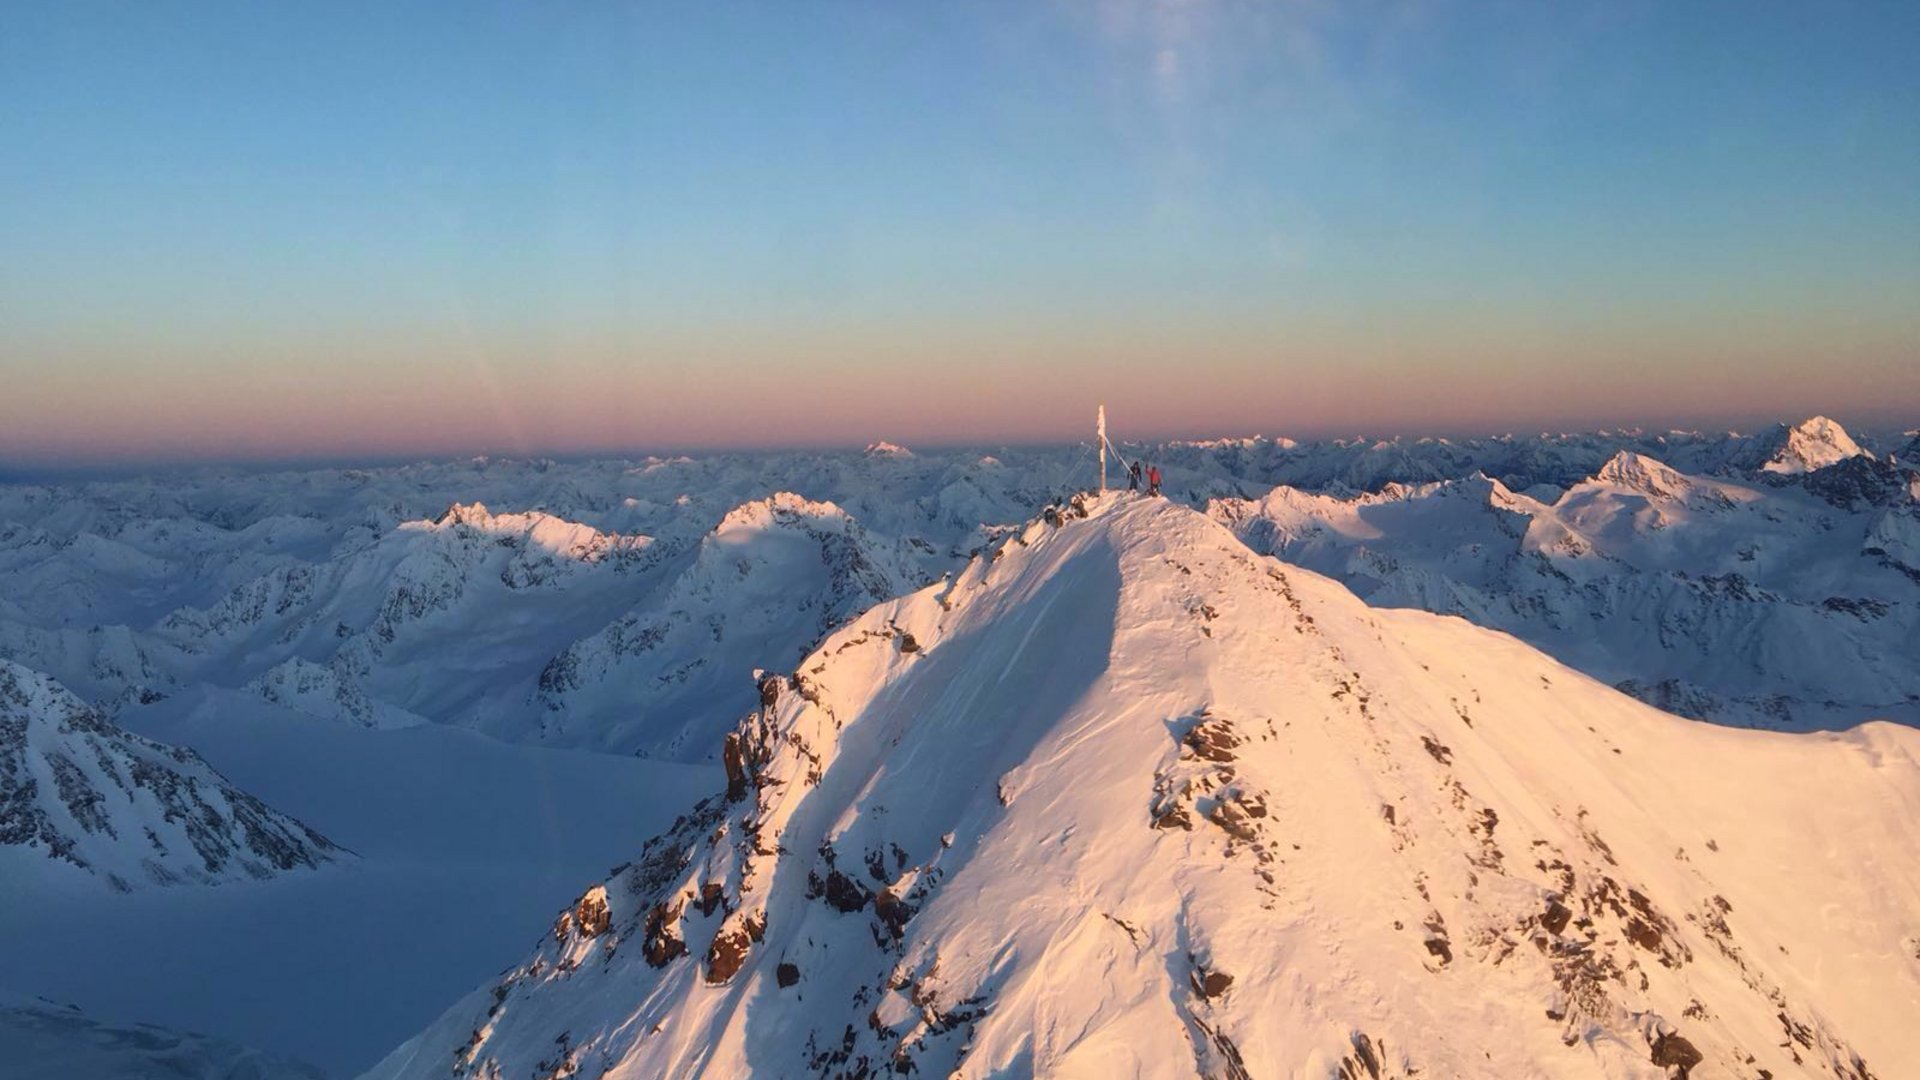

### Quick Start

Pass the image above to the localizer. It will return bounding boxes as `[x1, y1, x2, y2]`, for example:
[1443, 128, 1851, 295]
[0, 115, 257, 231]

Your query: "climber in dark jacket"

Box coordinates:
[1128, 460, 1143, 491]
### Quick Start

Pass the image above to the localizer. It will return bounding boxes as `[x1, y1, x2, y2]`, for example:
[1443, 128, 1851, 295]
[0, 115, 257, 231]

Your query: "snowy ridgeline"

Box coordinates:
[1209, 448, 1920, 731]
[366, 496, 1920, 1080]
[0, 418, 1913, 1077]
[0, 658, 341, 892]
[0, 416, 1912, 770]
[0, 420, 1913, 895]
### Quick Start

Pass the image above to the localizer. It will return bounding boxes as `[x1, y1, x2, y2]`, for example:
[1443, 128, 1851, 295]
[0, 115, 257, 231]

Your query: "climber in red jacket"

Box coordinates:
[1147, 464, 1162, 497]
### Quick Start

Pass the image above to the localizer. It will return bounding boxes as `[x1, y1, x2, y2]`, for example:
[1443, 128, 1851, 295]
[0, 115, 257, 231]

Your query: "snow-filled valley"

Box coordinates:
[1, 418, 1917, 1077]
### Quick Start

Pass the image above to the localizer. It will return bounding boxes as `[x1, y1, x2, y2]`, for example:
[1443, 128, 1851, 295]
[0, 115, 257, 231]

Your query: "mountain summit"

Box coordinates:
[1590, 450, 1697, 500]
[1757, 416, 1869, 475]
[374, 495, 1918, 1078]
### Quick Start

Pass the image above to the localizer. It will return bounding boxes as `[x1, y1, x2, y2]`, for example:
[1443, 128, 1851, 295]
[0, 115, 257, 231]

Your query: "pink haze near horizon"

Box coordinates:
[8, 322, 1917, 468]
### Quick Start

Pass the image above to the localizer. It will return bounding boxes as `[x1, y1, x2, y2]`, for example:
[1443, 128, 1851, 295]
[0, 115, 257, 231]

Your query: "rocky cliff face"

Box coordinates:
[0, 659, 343, 890]
[364, 497, 1920, 1080]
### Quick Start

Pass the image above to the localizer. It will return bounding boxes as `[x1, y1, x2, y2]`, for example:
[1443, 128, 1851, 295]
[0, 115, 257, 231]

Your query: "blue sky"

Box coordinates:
[3, 1, 1917, 463]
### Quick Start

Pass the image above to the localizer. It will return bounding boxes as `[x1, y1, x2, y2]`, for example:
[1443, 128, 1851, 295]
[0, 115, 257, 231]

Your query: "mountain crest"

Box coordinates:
[1760, 416, 1868, 475]
[368, 496, 1920, 1079]
[1592, 450, 1692, 498]
[0, 660, 343, 890]
[711, 492, 858, 534]
[527, 493, 931, 756]
[423, 503, 653, 564]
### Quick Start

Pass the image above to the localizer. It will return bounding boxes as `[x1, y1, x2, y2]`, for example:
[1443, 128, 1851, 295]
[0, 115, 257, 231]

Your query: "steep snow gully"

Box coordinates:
[367, 495, 1920, 1080]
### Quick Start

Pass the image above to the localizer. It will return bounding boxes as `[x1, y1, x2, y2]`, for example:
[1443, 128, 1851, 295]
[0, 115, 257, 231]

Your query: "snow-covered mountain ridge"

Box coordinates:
[527, 493, 932, 756]
[2, 419, 1910, 755]
[1212, 437, 1920, 731]
[1755, 416, 1869, 475]
[0, 659, 341, 890]
[366, 496, 1920, 1079]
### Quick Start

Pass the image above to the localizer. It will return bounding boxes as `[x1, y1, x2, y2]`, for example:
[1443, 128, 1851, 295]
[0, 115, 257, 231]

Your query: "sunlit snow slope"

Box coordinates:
[366, 496, 1920, 1080]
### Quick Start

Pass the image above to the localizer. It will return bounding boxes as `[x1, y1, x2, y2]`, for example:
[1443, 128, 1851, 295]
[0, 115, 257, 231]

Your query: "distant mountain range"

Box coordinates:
[1, 417, 1909, 765]
[2, 416, 1915, 1078]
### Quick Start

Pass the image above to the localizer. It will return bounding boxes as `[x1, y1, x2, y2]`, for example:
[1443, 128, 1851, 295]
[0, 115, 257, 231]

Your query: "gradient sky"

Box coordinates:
[4, 1, 1918, 466]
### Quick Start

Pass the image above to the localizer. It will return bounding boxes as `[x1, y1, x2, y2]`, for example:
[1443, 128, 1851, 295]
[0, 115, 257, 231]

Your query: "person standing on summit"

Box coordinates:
[1128, 460, 1143, 492]
[1147, 464, 1162, 497]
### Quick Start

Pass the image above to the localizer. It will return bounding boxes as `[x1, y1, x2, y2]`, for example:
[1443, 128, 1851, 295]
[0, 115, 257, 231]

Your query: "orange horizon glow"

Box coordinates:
[11, 313, 1916, 468]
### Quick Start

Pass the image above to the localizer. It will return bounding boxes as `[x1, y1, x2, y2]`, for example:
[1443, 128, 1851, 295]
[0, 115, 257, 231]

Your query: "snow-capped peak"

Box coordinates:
[864, 441, 914, 458]
[419, 502, 650, 562]
[1172, 435, 1298, 451]
[710, 492, 857, 536]
[526, 492, 934, 757]
[366, 495, 1920, 1080]
[1591, 450, 1693, 498]
[1760, 416, 1868, 475]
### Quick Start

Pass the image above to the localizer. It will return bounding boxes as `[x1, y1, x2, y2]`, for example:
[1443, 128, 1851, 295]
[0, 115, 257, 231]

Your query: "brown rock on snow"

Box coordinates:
[1541, 898, 1573, 936]
[1152, 801, 1194, 830]
[573, 886, 611, 939]
[1190, 966, 1234, 1000]
[874, 887, 916, 939]
[705, 912, 766, 984]
[822, 870, 872, 913]
[643, 902, 686, 968]
[1183, 717, 1242, 763]
[1649, 1031, 1703, 1077]
[723, 732, 750, 802]
[1207, 798, 1261, 842]
[706, 927, 752, 984]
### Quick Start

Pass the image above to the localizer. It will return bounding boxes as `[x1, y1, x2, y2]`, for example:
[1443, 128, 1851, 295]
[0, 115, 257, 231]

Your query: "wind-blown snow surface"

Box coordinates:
[367, 497, 1920, 1080]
